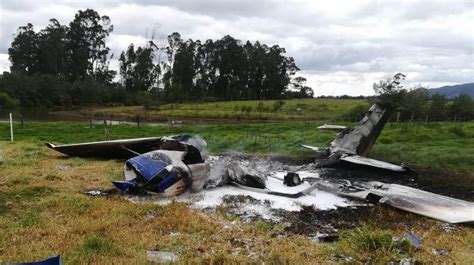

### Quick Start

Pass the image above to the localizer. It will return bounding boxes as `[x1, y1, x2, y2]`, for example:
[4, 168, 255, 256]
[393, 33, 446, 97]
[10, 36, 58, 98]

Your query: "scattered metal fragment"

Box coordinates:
[309, 232, 339, 243]
[331, 254, 353, 262]
[84, 190, 107, 196]
[431, 249, 449, 256]
[55, 164, 71, 171]
[318, 124, 347, 131]
[398, 258, 416, 265]
[146, 251, 178, 263]
[441, 223, 458, 233]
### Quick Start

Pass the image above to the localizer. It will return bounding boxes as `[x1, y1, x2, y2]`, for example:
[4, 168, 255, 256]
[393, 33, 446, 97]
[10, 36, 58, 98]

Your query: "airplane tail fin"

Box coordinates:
[329, 104, 391, 156]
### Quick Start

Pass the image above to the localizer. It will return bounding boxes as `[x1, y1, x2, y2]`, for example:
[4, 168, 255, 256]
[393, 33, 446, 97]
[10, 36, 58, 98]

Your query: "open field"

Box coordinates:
[0, 121, 473, 263]
[1, 120, 473, 175]
[55, 98, 369, 122]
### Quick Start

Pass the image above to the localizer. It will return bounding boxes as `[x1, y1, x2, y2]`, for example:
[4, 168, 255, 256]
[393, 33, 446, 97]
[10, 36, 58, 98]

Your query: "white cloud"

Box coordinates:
[0, 0, 472, 95]
[0, 54, 9, 73]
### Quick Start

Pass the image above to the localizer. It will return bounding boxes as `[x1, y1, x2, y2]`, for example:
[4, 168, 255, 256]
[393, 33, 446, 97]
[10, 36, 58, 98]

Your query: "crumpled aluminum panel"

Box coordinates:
[341, 182, 474, 224]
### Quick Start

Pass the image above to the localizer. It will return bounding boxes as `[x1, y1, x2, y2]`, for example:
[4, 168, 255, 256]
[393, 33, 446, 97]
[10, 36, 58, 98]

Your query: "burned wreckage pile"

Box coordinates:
[46, 104, 474, 224]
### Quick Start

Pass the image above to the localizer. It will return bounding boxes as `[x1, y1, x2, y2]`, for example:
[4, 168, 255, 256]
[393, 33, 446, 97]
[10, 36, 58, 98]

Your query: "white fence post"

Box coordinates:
[9, 113, 13, 142]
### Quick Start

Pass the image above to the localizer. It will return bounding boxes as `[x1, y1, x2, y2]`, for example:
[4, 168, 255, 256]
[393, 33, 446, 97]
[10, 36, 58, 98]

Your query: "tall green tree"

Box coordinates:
[450, 94, 474, 121]
[66, 9, 114, 81]
[289, 76, 314, 98]
[401, 87, 430, 121]
[37, 19, 68, 75]
[119, 43, 160, 93]
[427, 93, 448, 121]
[8, 23, 40, 74]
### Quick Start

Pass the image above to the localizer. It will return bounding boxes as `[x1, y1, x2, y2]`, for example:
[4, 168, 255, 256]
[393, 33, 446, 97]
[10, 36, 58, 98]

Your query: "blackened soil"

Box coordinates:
[277, 203, 448, 238]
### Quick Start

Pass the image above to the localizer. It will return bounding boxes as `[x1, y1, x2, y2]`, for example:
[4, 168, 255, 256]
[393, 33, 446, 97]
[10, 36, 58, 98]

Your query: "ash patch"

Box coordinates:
[213, 194, 377, 240]
[218, 195, 280, 222]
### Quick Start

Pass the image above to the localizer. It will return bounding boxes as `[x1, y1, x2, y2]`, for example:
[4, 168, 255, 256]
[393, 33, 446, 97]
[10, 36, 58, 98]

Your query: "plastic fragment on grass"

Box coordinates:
[394, 231, 422, 248]
[13, 255, 61, 265]
[146, 251, 178, 263]
[84, 190, 107, 196]
[431, 248, 449, 256]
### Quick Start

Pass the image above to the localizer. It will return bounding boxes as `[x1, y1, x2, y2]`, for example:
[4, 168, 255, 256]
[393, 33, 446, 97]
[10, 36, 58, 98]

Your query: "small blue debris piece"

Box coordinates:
[395, 231, 422, 248]
[403, 231, 422, 248]
[112, 179, 137, 193]
[432, 248, 449, 256]
[14, 255, 61, 265]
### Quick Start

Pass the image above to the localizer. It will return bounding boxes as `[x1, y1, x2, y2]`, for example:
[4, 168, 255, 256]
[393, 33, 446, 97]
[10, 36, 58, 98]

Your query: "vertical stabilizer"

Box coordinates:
[329, 104, 390, 156]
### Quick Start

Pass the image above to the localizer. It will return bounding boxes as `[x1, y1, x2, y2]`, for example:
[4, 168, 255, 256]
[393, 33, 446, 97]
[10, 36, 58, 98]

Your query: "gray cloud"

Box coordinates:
[0, 0, 472, 95]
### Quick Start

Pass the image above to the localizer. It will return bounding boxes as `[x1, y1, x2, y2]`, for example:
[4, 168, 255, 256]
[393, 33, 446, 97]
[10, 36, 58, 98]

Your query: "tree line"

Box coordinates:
[395, 88, 474, 122]
[0, 9, 313, 109]
[344, 81, 474, 122]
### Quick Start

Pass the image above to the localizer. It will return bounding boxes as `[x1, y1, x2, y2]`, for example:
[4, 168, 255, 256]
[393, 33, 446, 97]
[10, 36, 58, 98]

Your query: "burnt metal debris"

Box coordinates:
[303, 103, 407, 172]
[45, 104, 474, 224]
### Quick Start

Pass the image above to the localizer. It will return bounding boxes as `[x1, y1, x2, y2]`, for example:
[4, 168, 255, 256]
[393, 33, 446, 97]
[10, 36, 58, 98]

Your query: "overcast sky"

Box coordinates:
[0, 0, 473, 96]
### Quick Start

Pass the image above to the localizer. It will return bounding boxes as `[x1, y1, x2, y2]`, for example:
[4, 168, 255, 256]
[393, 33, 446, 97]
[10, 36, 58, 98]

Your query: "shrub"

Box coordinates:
[343, 104, 370, 121]
[256, 101, 269, 112]
[450, 126, 467, 138]
[272, 100, 285, 112]
[0, 92, 19, 108]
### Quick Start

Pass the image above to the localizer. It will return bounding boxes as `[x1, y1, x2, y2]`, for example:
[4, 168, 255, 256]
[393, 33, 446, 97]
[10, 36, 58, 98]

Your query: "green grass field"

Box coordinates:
[1, 120, 473, 263]
[61, 98, 369, 122]
[1, 120, 473, 174]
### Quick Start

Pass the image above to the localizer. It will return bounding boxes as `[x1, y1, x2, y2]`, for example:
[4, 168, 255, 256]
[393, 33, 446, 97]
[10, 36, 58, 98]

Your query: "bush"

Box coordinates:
[240, 105, 252, 113]
[343, 104, 370, 121]
[450, 126, 467, 138]
[256, 101, 269, 112]
[0, 92, 19, 108]
[272, 100, 285, 112]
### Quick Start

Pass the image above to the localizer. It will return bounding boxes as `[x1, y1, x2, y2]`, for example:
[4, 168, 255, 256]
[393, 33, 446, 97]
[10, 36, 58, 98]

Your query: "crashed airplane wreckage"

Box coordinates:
[46, 105, 474, 224]
[303, 103, 407, 172]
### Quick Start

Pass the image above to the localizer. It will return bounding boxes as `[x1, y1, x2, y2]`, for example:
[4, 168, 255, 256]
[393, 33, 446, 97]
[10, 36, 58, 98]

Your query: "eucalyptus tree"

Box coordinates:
[66, 9, 114, 81]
